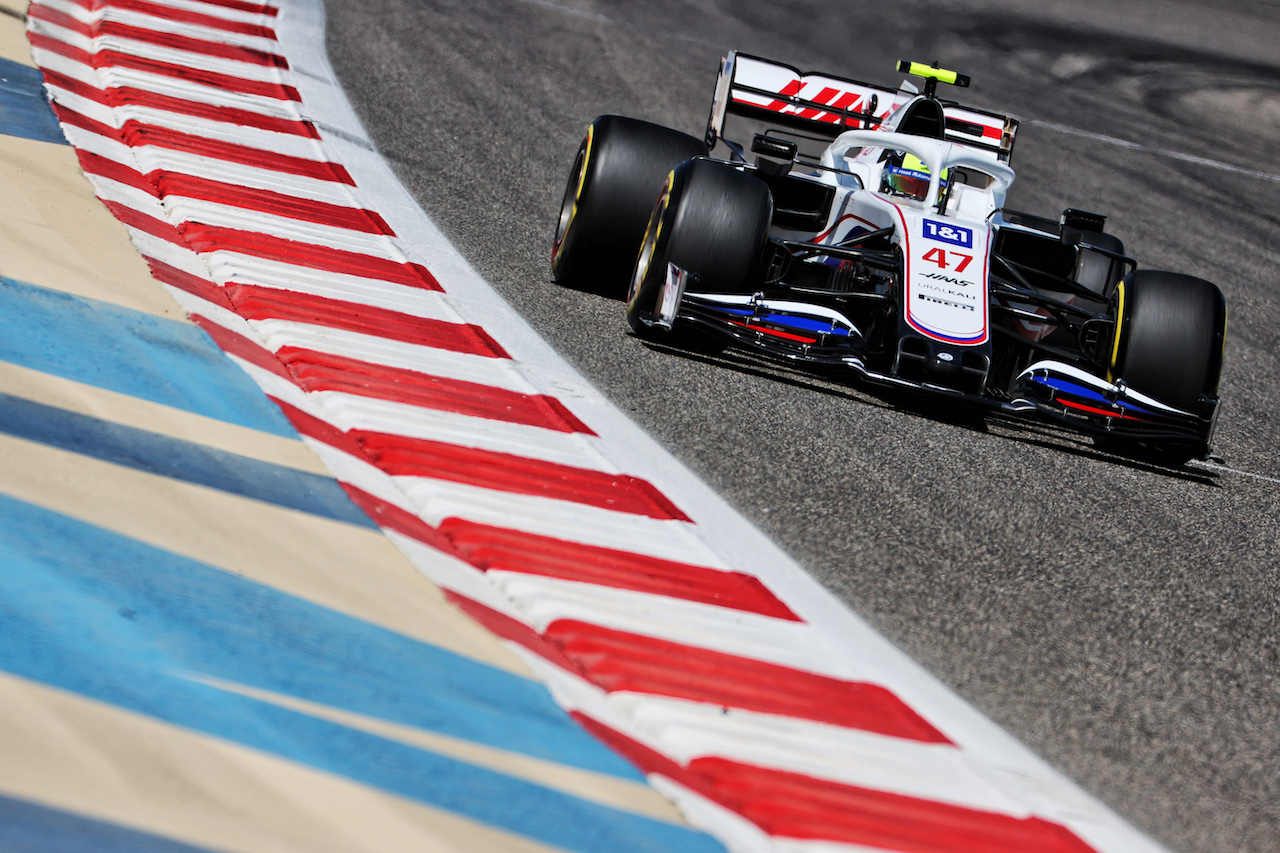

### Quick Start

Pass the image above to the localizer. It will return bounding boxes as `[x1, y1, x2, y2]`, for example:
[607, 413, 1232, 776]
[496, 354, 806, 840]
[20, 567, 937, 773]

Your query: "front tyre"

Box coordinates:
[1099, 270, 1227, 462]
[626, 159, 772, 339]
[1109, 270, 1227, 411]
[551, 116, 707, 295]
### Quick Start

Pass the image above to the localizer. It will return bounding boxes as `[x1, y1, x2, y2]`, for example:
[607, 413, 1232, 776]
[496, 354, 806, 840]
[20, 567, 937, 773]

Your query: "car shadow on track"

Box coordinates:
[637, 335, 1222, 487]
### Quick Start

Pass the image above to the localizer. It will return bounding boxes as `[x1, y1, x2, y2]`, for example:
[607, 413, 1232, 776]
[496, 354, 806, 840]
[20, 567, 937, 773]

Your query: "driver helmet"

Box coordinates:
[880, 152, 948, 203]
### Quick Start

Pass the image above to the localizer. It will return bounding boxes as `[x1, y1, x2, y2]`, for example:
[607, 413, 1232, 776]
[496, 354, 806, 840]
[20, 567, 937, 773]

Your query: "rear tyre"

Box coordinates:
[626, 159, 772, 341]
[551, 115, 707, 295]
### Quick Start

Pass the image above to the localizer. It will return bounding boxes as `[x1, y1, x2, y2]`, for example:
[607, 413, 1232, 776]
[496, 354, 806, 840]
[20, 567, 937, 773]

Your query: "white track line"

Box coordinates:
[1191, 460, 1280, 485]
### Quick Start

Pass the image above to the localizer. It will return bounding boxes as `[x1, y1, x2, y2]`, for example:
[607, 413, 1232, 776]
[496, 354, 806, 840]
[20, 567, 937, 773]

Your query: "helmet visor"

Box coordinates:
[883, 154, 948, 202]
[884, 167, 931, 200]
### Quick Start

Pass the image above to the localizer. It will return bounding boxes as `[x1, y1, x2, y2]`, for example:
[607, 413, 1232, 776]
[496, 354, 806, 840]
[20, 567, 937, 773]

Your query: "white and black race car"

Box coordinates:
[552, 54, 1228, 462]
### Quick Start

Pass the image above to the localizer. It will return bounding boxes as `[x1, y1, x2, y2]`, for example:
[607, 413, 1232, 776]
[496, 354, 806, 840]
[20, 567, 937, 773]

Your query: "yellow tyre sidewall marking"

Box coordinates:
[1107, 279, 1126, 382]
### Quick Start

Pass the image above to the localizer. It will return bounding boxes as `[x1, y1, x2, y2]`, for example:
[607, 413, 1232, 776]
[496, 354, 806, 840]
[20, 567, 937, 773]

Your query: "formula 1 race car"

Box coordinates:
[551, 54, 1228, 462]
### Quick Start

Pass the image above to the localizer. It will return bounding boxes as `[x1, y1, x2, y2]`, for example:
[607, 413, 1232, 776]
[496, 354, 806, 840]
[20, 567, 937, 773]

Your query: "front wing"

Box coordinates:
[650, 289, 1218, 458]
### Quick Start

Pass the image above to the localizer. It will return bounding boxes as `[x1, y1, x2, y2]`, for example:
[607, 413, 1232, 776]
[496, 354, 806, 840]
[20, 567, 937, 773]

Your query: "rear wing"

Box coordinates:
[706, 52, 1020, 162]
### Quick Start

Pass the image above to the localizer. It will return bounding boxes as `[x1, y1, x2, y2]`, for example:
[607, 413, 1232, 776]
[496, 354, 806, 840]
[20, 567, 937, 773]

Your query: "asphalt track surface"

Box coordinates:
[323, 2, 1280, 850]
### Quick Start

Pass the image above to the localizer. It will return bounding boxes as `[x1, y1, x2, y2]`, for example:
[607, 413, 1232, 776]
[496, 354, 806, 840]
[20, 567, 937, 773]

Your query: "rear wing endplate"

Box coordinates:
[706, 52, 1020, 162]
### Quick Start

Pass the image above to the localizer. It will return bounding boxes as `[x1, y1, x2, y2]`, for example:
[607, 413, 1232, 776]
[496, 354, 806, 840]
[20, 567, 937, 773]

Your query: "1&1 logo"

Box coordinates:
[922, 219, 973, 248]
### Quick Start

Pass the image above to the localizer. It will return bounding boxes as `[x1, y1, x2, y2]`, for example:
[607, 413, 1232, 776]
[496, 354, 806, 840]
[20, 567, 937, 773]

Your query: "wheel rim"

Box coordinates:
[551, 129, 592, 268]
[627, 176, 671, 307]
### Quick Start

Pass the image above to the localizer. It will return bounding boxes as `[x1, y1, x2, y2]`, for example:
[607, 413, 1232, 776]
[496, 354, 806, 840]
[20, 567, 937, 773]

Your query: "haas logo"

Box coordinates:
[923, 272, 969, 286]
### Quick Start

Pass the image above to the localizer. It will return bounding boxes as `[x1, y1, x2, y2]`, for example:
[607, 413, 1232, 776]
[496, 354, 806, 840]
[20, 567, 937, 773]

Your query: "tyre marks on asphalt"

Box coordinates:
[1026, 118, 1280, 183]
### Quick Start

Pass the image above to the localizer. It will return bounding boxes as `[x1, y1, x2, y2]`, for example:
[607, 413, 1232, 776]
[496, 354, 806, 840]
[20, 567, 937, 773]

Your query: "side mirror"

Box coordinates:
[751, 134, 797, 176]
[1060, 207, 1106, 235]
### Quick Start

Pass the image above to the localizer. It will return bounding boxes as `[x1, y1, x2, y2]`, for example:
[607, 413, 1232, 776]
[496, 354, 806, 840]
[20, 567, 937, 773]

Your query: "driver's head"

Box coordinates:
[881, 152, 947, 202]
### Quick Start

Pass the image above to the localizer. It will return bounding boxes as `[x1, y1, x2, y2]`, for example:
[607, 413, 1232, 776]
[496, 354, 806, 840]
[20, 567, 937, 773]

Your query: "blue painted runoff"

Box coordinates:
[0, 277, 297, 436]
[0, 795, 218, 853]
[0, 391, 375, 527]
[0, 493, 728, 853]
[0, 56, 67, 146]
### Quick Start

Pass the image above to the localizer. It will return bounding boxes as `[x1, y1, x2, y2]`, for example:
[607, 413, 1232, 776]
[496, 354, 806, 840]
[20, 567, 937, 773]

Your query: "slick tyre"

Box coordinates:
[1109, 270, 1227, 412]
[551, 115, 707, 295]
[626, 159, 772, 340]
